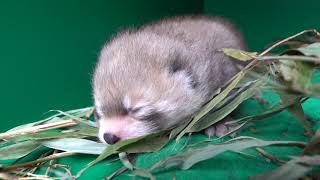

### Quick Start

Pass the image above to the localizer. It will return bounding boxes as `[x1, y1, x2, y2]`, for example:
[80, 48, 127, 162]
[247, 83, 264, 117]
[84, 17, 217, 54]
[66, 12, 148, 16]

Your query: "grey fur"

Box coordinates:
[93, 16, 245, 138]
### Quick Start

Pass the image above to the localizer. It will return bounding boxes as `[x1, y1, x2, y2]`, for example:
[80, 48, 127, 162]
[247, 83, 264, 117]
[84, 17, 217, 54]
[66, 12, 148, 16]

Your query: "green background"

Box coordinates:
[1, 0, 319, 131]
[1, 1, 320, 179]
[0, 0, 203, 131]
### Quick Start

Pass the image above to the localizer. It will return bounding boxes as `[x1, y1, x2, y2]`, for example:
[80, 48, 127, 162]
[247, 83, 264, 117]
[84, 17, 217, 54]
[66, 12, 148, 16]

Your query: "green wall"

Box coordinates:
[204, 0, 320, 51]
[1, 1, 319, 131]
[0, 0, 203, 131]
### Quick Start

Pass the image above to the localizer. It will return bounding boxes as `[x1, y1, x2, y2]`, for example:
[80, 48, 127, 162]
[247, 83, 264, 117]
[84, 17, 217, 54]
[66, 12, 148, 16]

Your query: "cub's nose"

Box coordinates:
[103, 133, 120, 144]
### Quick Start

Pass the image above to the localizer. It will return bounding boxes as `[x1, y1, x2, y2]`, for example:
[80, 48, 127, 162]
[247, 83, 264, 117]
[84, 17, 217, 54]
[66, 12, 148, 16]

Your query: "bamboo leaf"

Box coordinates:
[227, 98, 308, 125]
[0, 141, 40, 160]
[149, 137, 306, 172]
[279, 94, 312, 135]
[119, 133, 169, 153]
[222, 48, 257, 61]
[77, 131, 168, 177]
[42, 138, 107, 155]
[278, 60, 315, 92]
[188, 80, 263, 132]
[175, 72, 245, 142]
[296, 42, 320, 57]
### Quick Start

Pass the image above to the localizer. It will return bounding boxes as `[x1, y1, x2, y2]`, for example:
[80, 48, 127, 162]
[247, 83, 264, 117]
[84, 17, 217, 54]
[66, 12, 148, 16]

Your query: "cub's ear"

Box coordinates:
[168, 61, 198, 89]
[169, 58, 184, 74]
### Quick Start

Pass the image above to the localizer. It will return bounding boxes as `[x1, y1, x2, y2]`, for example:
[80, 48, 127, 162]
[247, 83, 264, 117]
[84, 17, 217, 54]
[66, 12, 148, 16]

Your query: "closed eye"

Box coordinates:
[138, 111, 163, 122]
[128, 105, 156, 120]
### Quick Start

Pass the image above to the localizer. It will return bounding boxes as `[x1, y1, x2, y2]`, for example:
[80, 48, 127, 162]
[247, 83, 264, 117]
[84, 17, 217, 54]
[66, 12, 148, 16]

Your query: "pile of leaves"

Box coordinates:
[0, 29, 320, 180]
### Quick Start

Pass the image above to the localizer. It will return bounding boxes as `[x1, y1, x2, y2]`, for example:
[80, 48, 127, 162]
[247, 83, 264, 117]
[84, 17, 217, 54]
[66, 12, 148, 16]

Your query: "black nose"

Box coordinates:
[103, 133, 120, 144]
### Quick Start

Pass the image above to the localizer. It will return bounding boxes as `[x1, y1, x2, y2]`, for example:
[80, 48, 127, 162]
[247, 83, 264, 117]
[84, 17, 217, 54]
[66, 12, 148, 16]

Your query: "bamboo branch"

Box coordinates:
[44, 150, 57, 176]
[0, 119, 77, 140]
[259, 29, 319, 56]
[0, 173, 19, 180]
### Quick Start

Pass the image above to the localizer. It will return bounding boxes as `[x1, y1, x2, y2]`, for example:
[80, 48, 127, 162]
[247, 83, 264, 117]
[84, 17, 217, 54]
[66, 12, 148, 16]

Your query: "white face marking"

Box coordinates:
[134, 105, 155, 118]
[123, 95, 131, 110]
[156, 100, 177, 112]
[123, 95, 154, 118]
[94, 99, 104, 117]
[98, 116, 153, 143]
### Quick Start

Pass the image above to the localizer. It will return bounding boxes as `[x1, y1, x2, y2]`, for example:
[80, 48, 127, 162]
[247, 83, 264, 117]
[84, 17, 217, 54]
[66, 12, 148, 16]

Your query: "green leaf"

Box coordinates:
[228, 98, 307, 125]
[148, 137, 306, 171]
[279, 94, 312, 135]
[278, 60, 315, 92]
[213, 80, 258, 111]
[175, 71, 245, 142]
[251, 155, 320, 180]
[296, 62, 314, 90]
[0, 141, 40, 160]
[297, 43, 320, 57]
[42, 138, 107, 154]
[222, 48, 257, 61]
[188, 80, 264, 132]
[119, 133, 169, 153]
[77, 131, 169, 177]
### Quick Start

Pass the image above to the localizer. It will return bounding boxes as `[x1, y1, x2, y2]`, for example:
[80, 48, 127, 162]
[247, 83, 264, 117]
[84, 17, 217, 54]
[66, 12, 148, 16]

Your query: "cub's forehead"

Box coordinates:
[94, 96, 127, 117]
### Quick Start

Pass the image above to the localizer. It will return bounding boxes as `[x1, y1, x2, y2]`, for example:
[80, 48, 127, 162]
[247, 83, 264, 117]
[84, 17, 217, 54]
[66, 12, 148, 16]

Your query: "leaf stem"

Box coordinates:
[259, 29, 320, 56]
